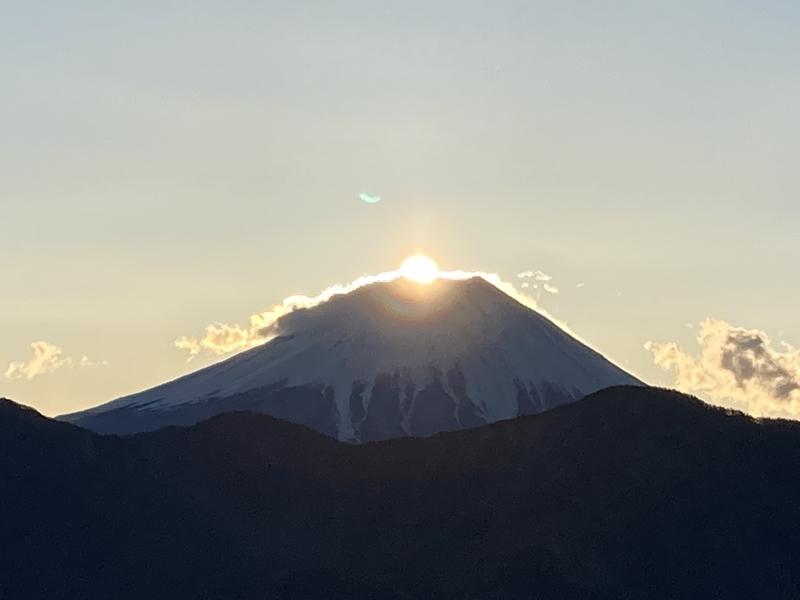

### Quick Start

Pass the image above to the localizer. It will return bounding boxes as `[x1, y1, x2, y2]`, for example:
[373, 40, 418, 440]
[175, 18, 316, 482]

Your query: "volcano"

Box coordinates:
[62, 276, 640, 440]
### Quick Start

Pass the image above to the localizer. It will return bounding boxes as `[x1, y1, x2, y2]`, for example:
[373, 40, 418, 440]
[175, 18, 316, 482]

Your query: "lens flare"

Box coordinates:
[400, 255, 439, 284]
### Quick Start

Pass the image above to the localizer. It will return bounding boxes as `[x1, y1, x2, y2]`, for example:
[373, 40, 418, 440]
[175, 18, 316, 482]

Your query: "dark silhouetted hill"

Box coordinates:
[3, 387, 800, 599]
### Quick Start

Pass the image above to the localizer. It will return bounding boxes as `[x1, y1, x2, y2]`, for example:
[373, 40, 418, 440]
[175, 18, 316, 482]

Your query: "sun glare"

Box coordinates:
[400, 255, 440, 284]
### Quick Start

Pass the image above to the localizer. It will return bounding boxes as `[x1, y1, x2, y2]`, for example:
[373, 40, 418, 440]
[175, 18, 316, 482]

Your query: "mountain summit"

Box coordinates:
[62, 276, 640, 440]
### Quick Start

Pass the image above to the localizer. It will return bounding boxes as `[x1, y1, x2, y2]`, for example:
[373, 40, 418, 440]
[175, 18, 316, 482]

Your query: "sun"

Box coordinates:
[400, 255, 440, 284]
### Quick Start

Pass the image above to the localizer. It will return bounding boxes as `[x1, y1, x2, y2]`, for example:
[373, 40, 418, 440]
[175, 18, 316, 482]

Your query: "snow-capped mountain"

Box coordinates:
[62, 276, 641, 441]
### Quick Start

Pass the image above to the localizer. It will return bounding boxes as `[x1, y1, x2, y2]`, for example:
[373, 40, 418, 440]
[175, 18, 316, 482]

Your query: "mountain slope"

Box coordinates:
[5, 386, 800, 599]
[61, 277, 640, 440]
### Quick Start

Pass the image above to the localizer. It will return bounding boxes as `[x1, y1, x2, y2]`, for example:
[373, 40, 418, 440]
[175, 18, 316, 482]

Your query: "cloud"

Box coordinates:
[4, 341, 106, 381]
[543, 283, 559, 295]
[517, 269, 559, 295]
[518, 269, 551, 281]
[646, 319, 800, 419]
[5, 342, 69, 380]
[79, 356, 108, 368]
[175, 324, 252, 359]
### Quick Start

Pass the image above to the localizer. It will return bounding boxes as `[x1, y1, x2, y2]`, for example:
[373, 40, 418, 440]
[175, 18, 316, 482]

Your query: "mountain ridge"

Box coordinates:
[4, 386, 800, 599]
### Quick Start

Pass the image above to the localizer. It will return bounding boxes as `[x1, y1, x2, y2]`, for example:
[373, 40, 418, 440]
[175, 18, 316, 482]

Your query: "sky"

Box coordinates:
[2, 1, 799, 417]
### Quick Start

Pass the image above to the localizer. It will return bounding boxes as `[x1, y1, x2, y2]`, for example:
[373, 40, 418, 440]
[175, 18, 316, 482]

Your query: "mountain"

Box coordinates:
[61, 276, 640, 440]
[4, 386, 800, 599]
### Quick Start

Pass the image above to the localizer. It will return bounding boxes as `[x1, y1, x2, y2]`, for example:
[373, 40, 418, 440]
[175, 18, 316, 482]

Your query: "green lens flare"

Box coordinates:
[359, 193, 381, 204]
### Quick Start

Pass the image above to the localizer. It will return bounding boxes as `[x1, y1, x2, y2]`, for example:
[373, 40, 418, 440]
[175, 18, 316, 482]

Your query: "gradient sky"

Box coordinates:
[2, 1, 799, 417]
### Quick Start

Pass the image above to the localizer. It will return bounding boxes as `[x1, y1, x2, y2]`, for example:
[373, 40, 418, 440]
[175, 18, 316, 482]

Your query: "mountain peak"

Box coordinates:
[274, 275, 524, 342]
[63, 274, 641, 441]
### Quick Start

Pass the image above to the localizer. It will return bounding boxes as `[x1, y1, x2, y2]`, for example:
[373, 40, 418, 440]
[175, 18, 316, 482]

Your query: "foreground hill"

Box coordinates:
[3, 386, 800, 599]
[61, 277, 639, 441]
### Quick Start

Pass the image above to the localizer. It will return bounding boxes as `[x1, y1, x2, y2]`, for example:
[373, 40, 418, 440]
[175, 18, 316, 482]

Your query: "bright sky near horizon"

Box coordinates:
[2, 2, 799, 418]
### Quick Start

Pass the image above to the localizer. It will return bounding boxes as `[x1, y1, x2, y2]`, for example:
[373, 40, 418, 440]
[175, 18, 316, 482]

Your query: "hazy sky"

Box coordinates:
[2, 1, 799, 417]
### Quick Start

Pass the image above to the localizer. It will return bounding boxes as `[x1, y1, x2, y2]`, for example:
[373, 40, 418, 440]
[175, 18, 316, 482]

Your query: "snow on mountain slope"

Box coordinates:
[62, 276, 641, 441]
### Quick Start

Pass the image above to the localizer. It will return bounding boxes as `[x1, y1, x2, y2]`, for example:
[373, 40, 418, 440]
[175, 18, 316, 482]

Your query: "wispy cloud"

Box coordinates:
[517, 270, 551, 280]
[543, 283, 559, 294]
[646, 319, 800, 419]
[175, 324, 253, 358]
[517, 269, 559, 295]
[4, 341, 107, 381]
